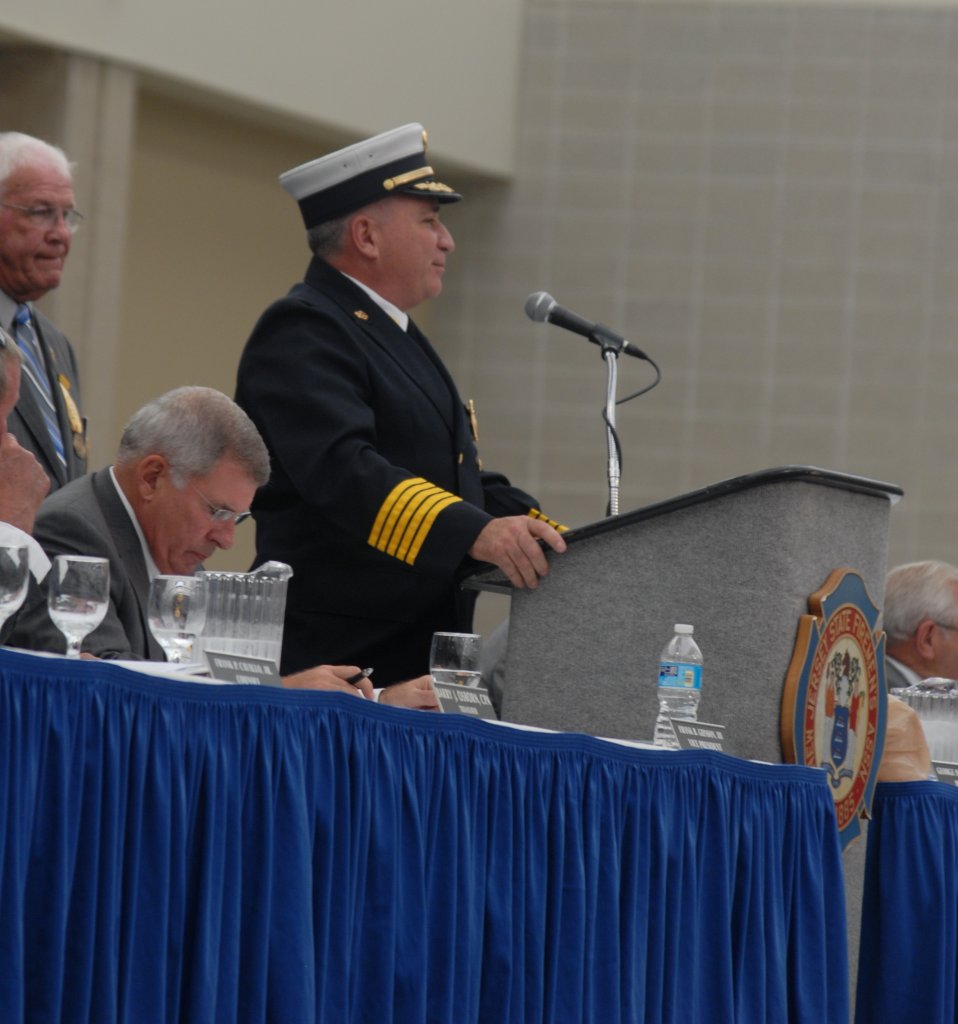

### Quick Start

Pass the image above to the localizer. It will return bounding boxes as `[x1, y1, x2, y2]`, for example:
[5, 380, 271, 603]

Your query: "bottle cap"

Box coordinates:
[674, 623, 694, 634]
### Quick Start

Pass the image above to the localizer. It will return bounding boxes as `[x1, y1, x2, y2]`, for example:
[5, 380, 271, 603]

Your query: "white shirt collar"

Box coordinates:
[887, 655, 924, 689]
[109, 465, 162, 581]
[341, 272, 409, 331]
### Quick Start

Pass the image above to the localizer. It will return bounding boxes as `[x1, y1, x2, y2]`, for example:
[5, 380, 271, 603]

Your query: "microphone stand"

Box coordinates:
[593, 327, 623, 517]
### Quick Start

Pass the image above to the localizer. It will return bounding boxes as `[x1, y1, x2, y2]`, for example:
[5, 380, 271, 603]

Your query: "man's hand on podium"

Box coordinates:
[469, 516, 567, 589]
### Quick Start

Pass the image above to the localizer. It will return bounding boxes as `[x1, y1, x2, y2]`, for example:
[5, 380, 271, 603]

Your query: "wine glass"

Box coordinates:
[47, 555, 110, 658]
[148, 575, 208, 665]
[0, 545, 30, 635]
[429, 631, 483, 687]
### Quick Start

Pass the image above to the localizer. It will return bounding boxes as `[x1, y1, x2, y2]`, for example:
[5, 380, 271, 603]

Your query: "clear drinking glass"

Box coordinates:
[148, 575, 208, 665]
[429, 631, 483, 687]
[47, 554, 110, 658]
[0, 544, 30, 635]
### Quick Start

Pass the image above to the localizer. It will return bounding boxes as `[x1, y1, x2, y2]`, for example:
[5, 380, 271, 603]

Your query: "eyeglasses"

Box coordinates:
[0, 202, 84, 232]
[190, 484, 252, 526]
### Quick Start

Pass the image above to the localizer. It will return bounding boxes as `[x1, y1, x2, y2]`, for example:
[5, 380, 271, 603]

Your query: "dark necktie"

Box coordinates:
[14, 303, 66, 470]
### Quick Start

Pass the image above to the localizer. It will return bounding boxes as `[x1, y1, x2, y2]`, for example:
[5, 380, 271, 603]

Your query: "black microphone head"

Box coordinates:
[524, 291, 556, 323]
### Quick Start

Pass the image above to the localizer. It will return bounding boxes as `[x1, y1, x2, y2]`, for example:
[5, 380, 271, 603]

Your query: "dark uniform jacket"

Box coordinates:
[236, 258, 551, 681]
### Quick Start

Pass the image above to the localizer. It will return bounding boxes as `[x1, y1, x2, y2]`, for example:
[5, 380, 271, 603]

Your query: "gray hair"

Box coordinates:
[306, 213, 350, 258]
[883, 560, 958, 641]
[0, 133, 73, 198]
[115, 386, 270, 487]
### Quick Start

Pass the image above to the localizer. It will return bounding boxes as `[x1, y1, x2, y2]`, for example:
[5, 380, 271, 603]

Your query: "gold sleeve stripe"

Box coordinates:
[369, 477, 463, 565]
[399, 492, 462, 564]
[369, 478, 433, 550]
[383, 486, 449, 559]
[528, 508, 568, 532]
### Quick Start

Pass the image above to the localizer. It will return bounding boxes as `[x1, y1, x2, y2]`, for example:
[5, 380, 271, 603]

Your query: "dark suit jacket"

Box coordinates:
[885, 657, 913, 692]
[7, 469, 164, 660]
[236, 258, 544, 680]
[8, 305, 87, 491]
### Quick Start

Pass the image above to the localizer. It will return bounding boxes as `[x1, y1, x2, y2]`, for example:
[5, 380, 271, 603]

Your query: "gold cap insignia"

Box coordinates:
[354, 310, 370, 321]
[383, 166, 435, 192]
[411, 181, 456, 195]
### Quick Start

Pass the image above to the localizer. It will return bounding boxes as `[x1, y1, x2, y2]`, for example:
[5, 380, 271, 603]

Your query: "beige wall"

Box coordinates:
[0, 0, 523, 178]
[116, 92, 326, 569]
[435, 1, 958, 580]
[118, 93, 313, 428]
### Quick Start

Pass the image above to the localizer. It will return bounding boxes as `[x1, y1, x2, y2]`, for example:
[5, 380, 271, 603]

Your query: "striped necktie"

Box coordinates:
[14, 304, 66, 470]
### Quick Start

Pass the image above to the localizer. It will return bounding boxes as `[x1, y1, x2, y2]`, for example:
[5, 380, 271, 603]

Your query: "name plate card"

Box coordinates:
[670, 719, 727, 752]
[932, 761, 958, 785]
[205, 650, 282, 686]
[433, 682, 498, 720]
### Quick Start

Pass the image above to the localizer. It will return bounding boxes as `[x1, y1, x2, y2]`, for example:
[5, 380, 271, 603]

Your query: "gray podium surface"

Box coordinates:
[467, 466, 901, 764]
[466, 467, 902, 1020]
[466, 466, 903, 1021]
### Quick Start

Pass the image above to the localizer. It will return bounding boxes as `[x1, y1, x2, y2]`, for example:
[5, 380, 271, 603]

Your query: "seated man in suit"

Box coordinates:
[0, 328, 52, 592]
[8, 385, 437, 706]
[883, 560, 958, 688]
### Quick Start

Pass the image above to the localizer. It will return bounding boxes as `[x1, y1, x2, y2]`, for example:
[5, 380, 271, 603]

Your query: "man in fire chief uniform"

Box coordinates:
[236, 123, 566, 684]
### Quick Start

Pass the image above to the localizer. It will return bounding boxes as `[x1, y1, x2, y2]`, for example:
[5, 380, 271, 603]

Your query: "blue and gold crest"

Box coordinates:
[781, 568, 888, 849]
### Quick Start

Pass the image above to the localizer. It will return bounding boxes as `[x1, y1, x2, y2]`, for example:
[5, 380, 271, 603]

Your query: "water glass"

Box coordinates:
[429, 631, 483, 688]
[47, 555, 110, 658]
[197, 561, 291, 669]
[0, 544, 30, 634]
[148, 575, 208, 665]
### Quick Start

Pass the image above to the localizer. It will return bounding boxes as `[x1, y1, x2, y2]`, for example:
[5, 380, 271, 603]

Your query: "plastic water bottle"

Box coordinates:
[653, 624, 703, 749]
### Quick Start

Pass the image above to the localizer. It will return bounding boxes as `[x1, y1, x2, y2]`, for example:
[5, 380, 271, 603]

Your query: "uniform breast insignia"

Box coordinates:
[354, 310, 370, 321]
[57, 374, 87, 459]
[466, 400, 480, 443]
[780, 568, 887, 849]
[466, 399, 483, 469]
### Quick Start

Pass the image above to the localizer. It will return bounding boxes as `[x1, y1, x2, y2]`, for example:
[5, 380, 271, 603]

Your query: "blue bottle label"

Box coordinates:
[658, 662, 702, 691]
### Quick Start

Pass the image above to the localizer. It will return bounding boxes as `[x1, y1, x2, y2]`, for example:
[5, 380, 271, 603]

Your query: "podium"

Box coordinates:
[467, 467, 901, 763]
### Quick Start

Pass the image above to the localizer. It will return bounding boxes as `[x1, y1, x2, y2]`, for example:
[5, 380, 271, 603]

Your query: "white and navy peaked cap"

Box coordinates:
[280, 123, 462, 229]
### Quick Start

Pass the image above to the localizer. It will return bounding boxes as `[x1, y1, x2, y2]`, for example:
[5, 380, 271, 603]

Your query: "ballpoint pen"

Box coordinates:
[346, 667, 374, 686]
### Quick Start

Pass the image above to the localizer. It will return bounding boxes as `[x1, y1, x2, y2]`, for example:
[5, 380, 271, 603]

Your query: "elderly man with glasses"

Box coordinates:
[6, 386, 438, 706]
[883, 560, 958, 688]
[0, 131, 87, 491]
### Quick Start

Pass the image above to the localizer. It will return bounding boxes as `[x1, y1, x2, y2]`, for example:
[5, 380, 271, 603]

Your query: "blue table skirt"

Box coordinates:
[856, 780, 958, 1024]
[0, 648, 847, 1023]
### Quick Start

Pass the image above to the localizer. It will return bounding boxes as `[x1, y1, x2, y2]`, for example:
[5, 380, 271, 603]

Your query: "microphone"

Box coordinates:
[524, 291, 648, 360]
